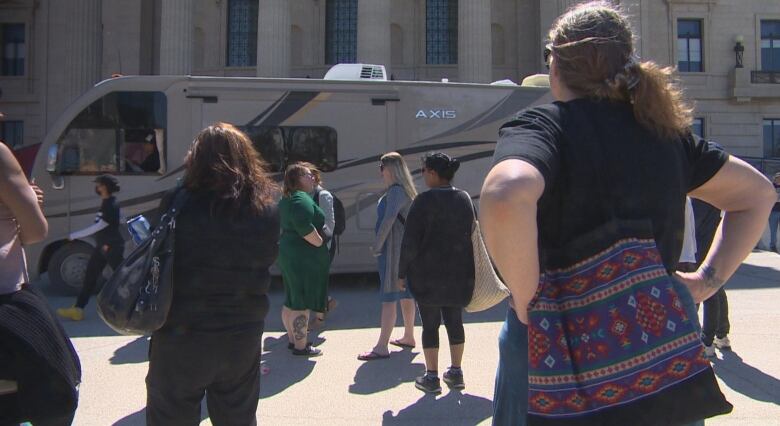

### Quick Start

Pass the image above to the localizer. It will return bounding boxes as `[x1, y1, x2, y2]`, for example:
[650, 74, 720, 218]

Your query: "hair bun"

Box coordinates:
[449, 158, 460, 173]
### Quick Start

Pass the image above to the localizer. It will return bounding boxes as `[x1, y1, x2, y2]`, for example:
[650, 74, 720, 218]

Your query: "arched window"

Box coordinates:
[325, 0, 357, 64]
[426, 0, 458, 64]
[227, 0, 258, 67]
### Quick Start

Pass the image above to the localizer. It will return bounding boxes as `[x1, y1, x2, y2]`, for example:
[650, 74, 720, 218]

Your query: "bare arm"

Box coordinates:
[303, 228, 324, 247]
[480, 159, 545, 324]
[678, 156, 776, 302]
[0, 144, 47, 244]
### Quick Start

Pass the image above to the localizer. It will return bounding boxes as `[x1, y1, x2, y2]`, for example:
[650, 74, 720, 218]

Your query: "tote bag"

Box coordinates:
[465, 196, 510, 313]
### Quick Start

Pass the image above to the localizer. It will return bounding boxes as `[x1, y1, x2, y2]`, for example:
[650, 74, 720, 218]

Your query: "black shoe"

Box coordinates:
[288, 341, 312, 350]
[292, 345, 322, 357]
[415, 374, 442, 394]
[443, 369, 465, 389]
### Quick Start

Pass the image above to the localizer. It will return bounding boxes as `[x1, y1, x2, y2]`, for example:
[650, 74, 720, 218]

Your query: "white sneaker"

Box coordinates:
[703, 344, 716, 358]
[714, 336, 731, 351]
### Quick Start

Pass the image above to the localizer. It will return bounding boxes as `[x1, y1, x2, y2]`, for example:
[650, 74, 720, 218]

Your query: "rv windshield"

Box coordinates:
[55, 91, 167, 175]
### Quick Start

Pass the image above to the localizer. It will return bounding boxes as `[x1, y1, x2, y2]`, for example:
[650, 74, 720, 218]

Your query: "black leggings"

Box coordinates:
[418, 305, 465, 349]
[76, 242, 124, 308]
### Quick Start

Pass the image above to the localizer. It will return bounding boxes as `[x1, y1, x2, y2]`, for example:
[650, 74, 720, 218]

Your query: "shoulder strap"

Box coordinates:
[313, 188, 322, 206]
[166, 189, 189, 221]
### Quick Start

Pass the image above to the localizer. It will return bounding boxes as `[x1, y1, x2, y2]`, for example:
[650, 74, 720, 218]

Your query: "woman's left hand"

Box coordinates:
[397, 278, 406, 291]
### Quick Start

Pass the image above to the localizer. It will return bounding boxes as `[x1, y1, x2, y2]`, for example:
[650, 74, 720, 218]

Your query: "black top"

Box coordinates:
[96, 196, 123, 246]
[493, 99, 728, 272]
[691, 199, 721, 265]
[398, 186, 475, 307]
[159, 191, 280, 334]
[773, 183, 780, 212]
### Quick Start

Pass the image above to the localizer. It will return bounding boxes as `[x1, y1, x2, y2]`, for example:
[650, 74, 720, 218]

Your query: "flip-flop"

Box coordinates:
[389, 339, 415, 349]
[357, 351, 390, 361]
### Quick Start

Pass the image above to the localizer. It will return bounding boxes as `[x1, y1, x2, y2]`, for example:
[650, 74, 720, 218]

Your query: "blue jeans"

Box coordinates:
[492, 308, 528, 426]
[769, 211, 780, 249]
[492, 281, 705, 426]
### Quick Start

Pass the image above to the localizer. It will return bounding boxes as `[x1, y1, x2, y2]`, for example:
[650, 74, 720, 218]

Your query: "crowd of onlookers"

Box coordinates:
[2, 2, 780, 425]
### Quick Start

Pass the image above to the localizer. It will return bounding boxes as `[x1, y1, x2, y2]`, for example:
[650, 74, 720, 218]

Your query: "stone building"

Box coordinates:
[0, 0, 779, 172]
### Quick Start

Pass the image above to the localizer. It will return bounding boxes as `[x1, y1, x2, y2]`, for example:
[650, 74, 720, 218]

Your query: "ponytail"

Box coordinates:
[630, 61, 693, 141]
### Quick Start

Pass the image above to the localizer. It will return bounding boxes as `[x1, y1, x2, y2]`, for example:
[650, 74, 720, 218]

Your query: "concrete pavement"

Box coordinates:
[39, 251, 780, 425]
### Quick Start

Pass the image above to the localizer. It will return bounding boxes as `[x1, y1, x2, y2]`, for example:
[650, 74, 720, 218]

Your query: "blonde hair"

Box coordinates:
[549, 1, 692, 140]
[380, 152, 417, 199]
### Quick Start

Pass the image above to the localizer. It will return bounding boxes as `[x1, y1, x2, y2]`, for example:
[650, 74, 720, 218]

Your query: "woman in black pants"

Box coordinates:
[57, 174, 124, 321]
[398, 152, 474, 394]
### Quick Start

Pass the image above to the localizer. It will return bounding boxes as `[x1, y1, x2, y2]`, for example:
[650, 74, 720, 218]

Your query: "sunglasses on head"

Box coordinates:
[544, 43, 553, 70]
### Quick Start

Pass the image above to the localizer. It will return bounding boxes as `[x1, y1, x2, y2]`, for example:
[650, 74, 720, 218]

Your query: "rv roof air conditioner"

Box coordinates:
[324, 64, 387, 81]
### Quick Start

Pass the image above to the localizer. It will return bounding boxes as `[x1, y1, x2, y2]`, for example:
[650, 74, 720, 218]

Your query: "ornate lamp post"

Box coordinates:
[734, 35, 745, 68]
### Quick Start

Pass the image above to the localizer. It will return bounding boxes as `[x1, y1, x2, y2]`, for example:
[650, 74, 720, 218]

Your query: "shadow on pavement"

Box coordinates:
[381, 390, 493, 425]
[259, 335, 318, 399]
[112, 405, 210, 425]
[110, 336, 149, 365]
[727, 262, 780, 290]
[349, 347, 425, 395]
[713, 351, 780, 405]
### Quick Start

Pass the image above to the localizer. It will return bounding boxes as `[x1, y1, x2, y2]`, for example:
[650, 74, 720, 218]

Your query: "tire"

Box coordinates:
[48, 242, 93, 295]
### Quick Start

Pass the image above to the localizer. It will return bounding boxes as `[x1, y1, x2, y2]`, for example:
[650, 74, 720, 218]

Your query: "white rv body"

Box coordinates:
[29, 72, 551, 292]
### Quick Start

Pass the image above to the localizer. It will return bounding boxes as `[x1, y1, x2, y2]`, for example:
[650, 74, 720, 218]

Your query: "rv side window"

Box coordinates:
[56, 91, 167, 175]
[287, 127, 337, 172]
[241, 126, 284, 173]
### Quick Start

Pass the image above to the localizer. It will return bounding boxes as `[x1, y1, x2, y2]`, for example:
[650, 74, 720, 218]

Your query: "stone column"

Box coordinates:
[257, 0, 291, 77]
[66, 0, 102, 102]
[357, 0, 391, 71]
[160, 0, 193, 75]
[458, 0, 492, 83]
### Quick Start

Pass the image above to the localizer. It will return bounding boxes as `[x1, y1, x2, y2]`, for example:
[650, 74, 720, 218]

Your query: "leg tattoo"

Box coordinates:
[293, 314, 307, 342]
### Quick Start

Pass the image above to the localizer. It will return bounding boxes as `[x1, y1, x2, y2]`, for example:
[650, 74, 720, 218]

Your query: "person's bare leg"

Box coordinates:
[449, 343, 464, 368]
[397, 299, 417, 346]
[423, 348, 439, 373]
[290, 310, 310, 350]
[281, 306, 294, 342]
[367, 302, 396, 356]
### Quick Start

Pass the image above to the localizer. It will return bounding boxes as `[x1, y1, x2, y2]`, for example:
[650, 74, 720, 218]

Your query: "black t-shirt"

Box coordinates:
[691, 199, 721, 265]
[95, 196, 123, 245]
[493, 99, 728, 272]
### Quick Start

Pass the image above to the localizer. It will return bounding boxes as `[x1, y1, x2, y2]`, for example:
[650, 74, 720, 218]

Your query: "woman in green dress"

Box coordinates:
[278, 163, 330, 356]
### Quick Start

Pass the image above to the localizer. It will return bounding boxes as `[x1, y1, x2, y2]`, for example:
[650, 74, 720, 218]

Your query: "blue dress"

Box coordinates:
[376, 195, 412, 302]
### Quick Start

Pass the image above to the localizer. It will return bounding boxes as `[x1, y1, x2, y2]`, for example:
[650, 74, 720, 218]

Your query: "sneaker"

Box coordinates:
[443, 369, 465, 389]
[714, 336, 731, 351]
[291, 345, 322, 357]
[415, 374, 442, 394]
[703, 344, 716, 358]
[56, 306, 84, 321]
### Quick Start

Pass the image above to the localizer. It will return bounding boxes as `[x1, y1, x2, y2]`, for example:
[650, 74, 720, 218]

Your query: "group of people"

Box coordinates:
[2, 1, 779, 425]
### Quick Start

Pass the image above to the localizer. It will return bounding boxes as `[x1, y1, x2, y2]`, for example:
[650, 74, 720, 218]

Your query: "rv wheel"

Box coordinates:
[48, 242, 93, 295]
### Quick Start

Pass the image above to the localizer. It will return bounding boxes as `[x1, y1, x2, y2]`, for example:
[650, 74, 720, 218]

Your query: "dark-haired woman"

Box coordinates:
[277, 163, 330, 357]
[398, 152, 474, 394]
[145, 123, 280, 425]
[481, 2, 774, 425]
[58, 174, 125, 321]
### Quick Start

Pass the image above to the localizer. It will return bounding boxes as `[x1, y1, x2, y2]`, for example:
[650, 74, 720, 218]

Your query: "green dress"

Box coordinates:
[278, 191, 330, 312]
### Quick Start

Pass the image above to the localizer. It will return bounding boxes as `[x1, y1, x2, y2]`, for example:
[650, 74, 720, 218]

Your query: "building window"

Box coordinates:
[426, 0, 458, 65]
[692, 118, 705, 138]
[0, 121, 23, 148]
[325, 0, 357, 64]
[765, 119, 780, 158]
[677, 19, 703, 72]
[227, 0, 258, 67]
[761, 20, 780, 71]
[1, 24, 25, 76]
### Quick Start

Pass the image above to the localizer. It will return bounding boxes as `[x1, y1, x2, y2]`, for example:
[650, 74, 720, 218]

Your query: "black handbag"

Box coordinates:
[96, 189, 188, 335]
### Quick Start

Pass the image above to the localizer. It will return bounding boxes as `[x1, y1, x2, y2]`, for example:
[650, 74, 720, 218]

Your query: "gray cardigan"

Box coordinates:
[374, 185, 412, 294]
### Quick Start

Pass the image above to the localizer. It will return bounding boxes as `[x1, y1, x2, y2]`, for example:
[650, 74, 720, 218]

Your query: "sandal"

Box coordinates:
[292, 345, 322, 357]
[357, 350, 390, 361]
[389, 339, 415, 349]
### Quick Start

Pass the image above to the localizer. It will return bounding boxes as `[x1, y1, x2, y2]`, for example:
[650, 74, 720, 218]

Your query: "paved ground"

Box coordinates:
[38, 251, 780, 425]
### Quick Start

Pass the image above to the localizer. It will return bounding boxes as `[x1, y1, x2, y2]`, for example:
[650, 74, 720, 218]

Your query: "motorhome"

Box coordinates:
[29, 64, 550, 293]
